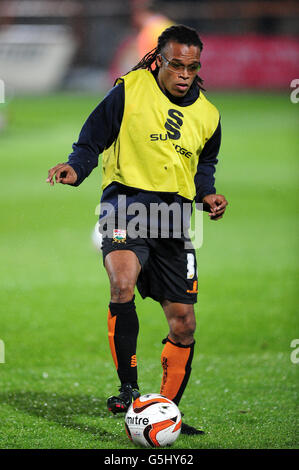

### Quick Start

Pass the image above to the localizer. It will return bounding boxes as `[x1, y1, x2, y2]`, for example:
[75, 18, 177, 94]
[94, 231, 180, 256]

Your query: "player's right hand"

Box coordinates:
[46, 163, 78, 186]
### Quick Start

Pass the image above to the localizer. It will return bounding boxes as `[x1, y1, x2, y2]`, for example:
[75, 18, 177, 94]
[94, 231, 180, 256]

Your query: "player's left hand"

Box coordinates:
[202, 194, 228, 221]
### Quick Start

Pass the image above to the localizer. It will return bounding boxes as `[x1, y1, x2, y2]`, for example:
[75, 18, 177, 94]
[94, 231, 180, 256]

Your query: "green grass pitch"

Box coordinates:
[0, 91, 298, 449]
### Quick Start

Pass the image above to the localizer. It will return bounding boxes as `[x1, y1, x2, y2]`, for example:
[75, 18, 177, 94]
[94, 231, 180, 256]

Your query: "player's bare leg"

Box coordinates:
[105, 250, 141, 303]
[105, 250, 141, 413]
[162, 300, 196, 345]
[160, 300, 204, 434]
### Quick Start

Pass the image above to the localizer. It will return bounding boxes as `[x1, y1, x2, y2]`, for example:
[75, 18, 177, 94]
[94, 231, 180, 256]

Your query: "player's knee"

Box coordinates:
[170, 309, 196, 344]
[110, 275, 135, 303]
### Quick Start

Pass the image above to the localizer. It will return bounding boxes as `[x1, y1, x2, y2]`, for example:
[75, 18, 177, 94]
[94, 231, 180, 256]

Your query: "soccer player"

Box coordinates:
[47, 25, 228, 435]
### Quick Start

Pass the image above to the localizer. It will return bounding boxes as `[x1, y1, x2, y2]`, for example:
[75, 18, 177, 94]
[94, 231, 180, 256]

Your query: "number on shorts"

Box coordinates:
[187, 253, 195, 279]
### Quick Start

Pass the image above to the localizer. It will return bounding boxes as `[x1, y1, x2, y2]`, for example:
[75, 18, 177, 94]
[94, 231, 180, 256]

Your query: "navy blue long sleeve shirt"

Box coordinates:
[67, 72, 221, 212]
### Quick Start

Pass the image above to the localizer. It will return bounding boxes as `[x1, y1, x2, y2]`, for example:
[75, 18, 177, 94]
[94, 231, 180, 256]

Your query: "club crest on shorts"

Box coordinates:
[113, 228, 127, 243]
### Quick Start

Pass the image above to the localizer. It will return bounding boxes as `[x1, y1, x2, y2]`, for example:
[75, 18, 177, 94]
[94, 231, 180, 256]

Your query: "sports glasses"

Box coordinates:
[160, 54, 201, 73]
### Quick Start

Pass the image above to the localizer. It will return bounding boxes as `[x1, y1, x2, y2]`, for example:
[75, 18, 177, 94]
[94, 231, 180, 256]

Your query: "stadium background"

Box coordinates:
[0, 0, 298, 449]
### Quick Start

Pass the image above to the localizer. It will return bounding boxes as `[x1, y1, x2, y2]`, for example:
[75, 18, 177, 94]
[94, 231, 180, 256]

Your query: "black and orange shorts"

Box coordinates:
[102, 234, 198, 305]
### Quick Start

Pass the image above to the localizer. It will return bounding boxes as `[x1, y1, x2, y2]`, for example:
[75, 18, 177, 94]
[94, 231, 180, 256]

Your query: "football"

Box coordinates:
[125, 393, 181, 447]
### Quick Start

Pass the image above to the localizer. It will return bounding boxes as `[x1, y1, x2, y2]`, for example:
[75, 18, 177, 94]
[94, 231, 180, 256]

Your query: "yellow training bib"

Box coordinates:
[102, 69, 219, 201]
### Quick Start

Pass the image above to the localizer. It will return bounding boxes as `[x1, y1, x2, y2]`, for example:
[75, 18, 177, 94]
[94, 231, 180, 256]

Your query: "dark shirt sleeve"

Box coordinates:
[67, 82, 124, 186]
[194, 118, 221, 203]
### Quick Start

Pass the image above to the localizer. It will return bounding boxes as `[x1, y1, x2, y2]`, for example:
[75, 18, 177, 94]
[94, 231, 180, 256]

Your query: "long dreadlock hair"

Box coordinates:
[131, 24, 205, 91]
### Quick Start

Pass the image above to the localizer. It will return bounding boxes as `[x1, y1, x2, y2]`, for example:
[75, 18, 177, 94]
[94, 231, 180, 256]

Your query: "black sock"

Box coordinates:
[108, 295, 139, 389]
